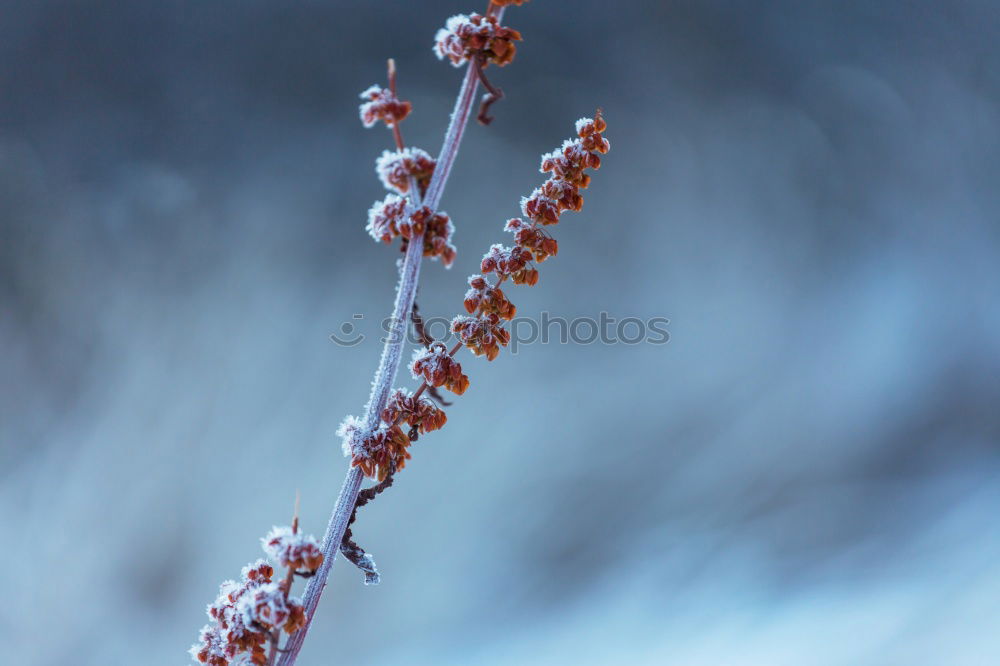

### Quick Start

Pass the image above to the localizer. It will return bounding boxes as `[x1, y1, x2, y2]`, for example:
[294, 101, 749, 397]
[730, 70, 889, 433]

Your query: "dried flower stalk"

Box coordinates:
[191, 2, 613, 664]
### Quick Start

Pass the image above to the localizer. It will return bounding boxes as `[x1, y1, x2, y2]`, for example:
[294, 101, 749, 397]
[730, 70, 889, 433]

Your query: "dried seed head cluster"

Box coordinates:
[341, 112, 610, 487]
[359, 84, 412, 128]
[192, 5, 613, 663]
[369, 112, 609, 455]
[240, 581, 303, 635]
[340, 375, 451, 483]
[339, 417, 412, 482]
[376, 147, 436, 196]
[366, 194, 408, 244]
[434, 13, 522, 67]
[383, 388, 448, 435]
[464, 274, 516, 320]
[446, 111, 608, 358]
[480, 242, 534, 284]
[452, 313, 511, 360]
[411, 342, 470, 395]
[191, 522, 322, 666]
[504, 217, 558, 262]
[360, 76, 457, 268]
[422, 212, 458, 266]
[401, 206, 457, 267]
[262, 526, 324, 572]
[366, 197, 457, 266]
[521, 113, 609, 228]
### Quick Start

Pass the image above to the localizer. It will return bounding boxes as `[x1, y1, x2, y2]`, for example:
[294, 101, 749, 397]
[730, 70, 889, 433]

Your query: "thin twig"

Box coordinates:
[338, 460, 397, 583]
[473, 55, 505, 125]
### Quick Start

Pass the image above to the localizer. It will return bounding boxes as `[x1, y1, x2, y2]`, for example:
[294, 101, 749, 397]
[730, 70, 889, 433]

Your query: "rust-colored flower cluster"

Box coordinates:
[434, 13, 522, 67]
[445, 112, 609, 360]
[366, 194, 407, 244]
[522, 114, 609, 226]
[262, 526, 324, 572]
[360, 76, 457, 267]
[452, 313, 512, 360]
[338, 387, 448, 483]
[192, 561, 278, 666]
[376, 147, 436, 196]
[359, 84, 412, 128]
[350, 112, 608, 497]
[464, 274, 516, 320]
[193, 5, 612, 663]
[191, 521, 323, 666]
[338, 415, 412, 482]
[504, 217, 558, 262]
[402, 206, 457, 267]
[366, 197, 457, 267]
[480, 242, 537, 285]
[411, 341, 470, 395]
[383, 388, 448, 436]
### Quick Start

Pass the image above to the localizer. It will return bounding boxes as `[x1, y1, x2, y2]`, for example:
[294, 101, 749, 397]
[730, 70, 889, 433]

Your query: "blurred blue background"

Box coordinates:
[2, 1, 999, 664]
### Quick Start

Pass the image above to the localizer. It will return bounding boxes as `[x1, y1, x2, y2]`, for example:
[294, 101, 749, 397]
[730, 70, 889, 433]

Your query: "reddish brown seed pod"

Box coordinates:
[422, 210, 457, 267]
[463, 274, 516, 319]
[383, 389, 448, 434]
[262, 527, 324, 573]
[506, 222, 557, 262]
[480, 244, 532, 276]
[283, 600, 306, 634]
[375, 148, 436, 196]
[358, 85, 412, 128]
[349, 424, 412, 481]
[369, 201, 456, 267]
[511, 267, 539, 286]
[521, 188, 562, 225]
[451, 313, 510, 360]
[398, 206, 430, 239]
[540, 178, 584, 212]
[411, 342, 470, 395]
[192, 557, 310, 666]
[366, 195, 407, 244]
[434, 13, 522, 68]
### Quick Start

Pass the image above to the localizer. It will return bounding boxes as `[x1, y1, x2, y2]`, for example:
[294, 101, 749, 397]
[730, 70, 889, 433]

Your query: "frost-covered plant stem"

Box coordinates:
[275, 52, 486, 666]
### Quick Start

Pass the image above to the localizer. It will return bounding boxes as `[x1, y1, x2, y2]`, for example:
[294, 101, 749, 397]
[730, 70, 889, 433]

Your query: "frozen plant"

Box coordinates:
[191, 514, 321, 666]
[191, 2, 610, 664]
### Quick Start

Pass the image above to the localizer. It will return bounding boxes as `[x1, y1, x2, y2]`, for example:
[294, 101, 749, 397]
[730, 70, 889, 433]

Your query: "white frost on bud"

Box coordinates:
[237, 581, 291, 629]
[375, 147, 434, 194]
[410, 343, 450, 382]
[190, 624, 226, 664]
[359, 84, 382, 100]
[433, 15, 475, 65]
[337, 414, 367, 459]
[366, 194, 406, 243]
[358, 85, 388, 128]
[261, 526, 322, 569]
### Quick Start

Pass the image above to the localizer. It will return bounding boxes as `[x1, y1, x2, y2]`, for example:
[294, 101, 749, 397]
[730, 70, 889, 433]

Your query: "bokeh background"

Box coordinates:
[3, 1, 999, 664]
